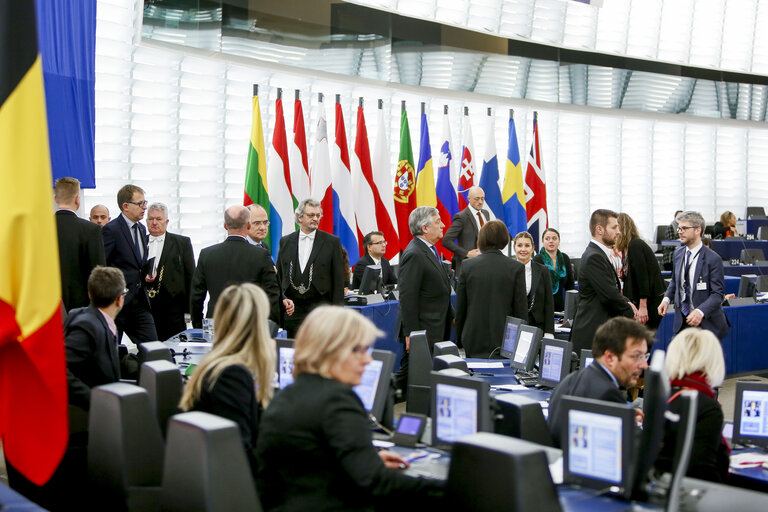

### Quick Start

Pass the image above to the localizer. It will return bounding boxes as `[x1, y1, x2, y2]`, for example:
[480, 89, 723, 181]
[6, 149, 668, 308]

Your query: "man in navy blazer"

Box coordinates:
[351, 230, 397, 290]
[102, 184, 158, 343]
[659, 211, 729, 340]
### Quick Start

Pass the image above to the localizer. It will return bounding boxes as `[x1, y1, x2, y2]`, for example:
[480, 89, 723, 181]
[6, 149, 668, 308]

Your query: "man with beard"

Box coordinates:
[570, 209, 636, 353]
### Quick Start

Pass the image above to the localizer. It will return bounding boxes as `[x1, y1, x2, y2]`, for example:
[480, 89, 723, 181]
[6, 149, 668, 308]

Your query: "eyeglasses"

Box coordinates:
[351, 344, 374, 356]
[371, 240, 387, 245]
[127, 200, 148, 207]
[625, 352, 650, 363]
[677, 226, 695, 232]
[252, 220, 270, 227]
[303, 213, 323, 219]
[121, 288, 129, 296]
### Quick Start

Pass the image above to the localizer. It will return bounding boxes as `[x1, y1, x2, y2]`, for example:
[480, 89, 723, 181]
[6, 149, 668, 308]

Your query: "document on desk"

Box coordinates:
[467, 362, 505, 369]
[491, 384, 528, 391]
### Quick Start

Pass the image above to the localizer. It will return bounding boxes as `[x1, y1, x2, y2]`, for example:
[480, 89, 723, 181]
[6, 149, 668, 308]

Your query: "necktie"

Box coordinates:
[477, 211, 485, 228]
[132, 224, 143, 259]
[681, 250, 692, 316]
[430, 245, 440, 262]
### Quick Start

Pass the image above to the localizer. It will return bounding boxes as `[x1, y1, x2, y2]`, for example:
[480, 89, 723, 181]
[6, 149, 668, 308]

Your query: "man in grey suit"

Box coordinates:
[442, 186, 491, 276]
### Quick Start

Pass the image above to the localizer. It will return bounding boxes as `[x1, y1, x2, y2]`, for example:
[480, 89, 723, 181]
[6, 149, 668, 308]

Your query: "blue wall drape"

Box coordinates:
[36, 0, 97, 188]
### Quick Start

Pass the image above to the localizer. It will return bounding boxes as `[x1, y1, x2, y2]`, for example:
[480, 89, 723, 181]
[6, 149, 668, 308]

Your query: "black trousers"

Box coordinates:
[115, 298, 158, 344]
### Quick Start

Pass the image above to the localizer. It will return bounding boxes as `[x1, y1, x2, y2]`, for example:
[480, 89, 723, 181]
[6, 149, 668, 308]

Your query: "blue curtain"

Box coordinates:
[36, 0, 97, 188]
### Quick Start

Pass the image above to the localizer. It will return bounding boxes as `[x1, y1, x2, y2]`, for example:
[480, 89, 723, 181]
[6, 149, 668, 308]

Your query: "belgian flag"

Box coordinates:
[0, 0, 69, 485]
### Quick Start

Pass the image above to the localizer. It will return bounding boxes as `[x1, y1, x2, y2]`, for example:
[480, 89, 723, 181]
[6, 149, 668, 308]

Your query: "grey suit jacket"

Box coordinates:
[442, 207, 490, 275]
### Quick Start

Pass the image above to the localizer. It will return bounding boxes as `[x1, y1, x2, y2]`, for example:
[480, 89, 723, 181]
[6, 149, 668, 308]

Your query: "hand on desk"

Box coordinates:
[378, 450, 409, 470]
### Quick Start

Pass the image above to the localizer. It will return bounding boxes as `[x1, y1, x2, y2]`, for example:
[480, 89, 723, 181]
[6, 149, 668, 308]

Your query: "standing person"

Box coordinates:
[246, 203, 271, 253]
[180, 283, 276, 481]
[532, 227, 575, 312]
[190, 205, 280, 327]
[102, 184, 158, 343]
[351, 231, 397, 290]
[256, 306, 443, 511]
[456, 220, 528, 357]
[654, 328, 729, 483]
[570, 209, 636, 353]
[88, 204, 111, 226]
[442, 186, 491, 276]
[513, 231, 554, 336]
[276, 199, 345, 337]
[145, 202, 195, 340]
[658, 211, 729, 340]
[399, 206, 453, 350]
[53, 177, 106, 312]
[616, 213, 666, 329]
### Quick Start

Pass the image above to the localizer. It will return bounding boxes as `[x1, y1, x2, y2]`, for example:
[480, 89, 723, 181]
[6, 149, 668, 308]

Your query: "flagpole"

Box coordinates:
[277, 87, 282, 100]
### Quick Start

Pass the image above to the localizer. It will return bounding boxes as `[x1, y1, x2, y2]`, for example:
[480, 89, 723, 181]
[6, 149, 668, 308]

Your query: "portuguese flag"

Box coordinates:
[243, 85, 270, 248]
[393, 105, 416, 253]
[0, 0, 69, 485]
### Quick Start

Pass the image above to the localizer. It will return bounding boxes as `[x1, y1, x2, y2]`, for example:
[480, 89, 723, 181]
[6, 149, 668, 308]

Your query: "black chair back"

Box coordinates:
[138, 360, 183, 438]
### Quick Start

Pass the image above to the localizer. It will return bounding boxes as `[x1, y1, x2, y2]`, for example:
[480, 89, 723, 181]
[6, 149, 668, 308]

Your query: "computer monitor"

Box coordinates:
[358, 264, 382, 295]
[737, 274, 758, 298]
[499, 316, 524, 359]
[564, 290, 579, 322]
[632, 350, 670, 499]
[579, 349, 593, 370]
[756, 275, 768, 293]
[276, 339, 295, 390]
[406, 330, 432, 415]
[561, 396, 636, 499]
[509, 324, 542, 373]
[353, 349, 395, 422]
[430, 372, 491, 449]
[732, 381, 768, 449]
[538, 337, 572, 388]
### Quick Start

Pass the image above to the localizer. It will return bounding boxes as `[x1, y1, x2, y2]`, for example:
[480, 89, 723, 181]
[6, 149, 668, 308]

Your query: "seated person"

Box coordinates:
[713, 210, 738, 239]
[179, 283, 276, 480]
[352, 231, 397, 290]
[547, 317, 652, 447]
[65, 265, 126, 410]
[654, 328, 729, 483]
[256, 306, 443, 511]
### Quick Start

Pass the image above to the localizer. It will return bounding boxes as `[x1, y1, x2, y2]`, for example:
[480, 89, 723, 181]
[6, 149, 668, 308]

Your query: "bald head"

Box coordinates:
[467, 186, 485, 211]
[224, 205, 250, 235]
[89, 204, 110, 226]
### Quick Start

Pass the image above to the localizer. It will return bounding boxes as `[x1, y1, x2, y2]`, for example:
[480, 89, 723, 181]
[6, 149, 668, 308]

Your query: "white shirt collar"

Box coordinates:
[300, 230, 317, 240]
[417, 236, 435, 250]
[149, 234, 165, 242]
[686, 241, 703, 257]
[591, 237, 615, 261]
[121, 213, 137, 230]
[371, 255, 381, 265]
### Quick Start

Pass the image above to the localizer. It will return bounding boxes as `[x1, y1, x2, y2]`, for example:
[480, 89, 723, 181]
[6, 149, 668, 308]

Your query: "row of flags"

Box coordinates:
[244, 88, 550, 261]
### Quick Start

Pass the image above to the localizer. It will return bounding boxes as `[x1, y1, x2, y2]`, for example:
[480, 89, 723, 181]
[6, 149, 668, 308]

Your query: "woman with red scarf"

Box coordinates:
[655, 328, 730, 482]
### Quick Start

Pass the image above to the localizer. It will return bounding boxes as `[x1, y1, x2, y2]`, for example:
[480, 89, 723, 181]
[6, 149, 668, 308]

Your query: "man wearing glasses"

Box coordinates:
[351, 231, 397, 290]
[276, 198, 345, 337]
[247, 203, 271, 253]
[102, 184, 158, 344]
[659, 211, 729, 340]
[547, 317, 652, 447]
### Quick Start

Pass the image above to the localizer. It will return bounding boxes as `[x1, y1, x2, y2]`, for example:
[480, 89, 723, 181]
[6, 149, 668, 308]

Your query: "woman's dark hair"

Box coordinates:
[477, 220, 510, 251]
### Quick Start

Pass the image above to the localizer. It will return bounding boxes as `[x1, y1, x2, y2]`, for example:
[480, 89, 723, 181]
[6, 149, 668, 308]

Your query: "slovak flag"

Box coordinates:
[457, 113, 475, 210]
[524, 112, 548, 250]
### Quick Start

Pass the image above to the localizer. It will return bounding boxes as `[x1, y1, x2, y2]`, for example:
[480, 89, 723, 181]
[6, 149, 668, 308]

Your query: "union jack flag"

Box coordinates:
[524, 112, 548, 250]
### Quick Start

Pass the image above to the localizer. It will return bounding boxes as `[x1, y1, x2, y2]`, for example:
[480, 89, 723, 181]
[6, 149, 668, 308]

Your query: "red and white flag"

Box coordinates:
[524, 113, 548, 250]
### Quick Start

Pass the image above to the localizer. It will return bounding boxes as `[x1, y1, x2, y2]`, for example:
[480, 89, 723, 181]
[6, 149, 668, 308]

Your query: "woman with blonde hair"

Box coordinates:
[616, 213, 665, 328]
[713, 210, 738, 238]
[257, 306, 443, 511]
[179, 282, 276, 478]
[655, 328, 730, 482]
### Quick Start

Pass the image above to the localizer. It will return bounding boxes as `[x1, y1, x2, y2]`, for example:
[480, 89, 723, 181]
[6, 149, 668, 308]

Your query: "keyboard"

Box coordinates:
[406, 455, 450, 481]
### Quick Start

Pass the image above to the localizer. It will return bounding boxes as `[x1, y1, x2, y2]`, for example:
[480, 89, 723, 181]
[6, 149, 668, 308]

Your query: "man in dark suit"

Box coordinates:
[276, 198, 345, 337]
[351, 231, 397, 290]
[53, 177, 105, 312]
[442, 186, 491, 276]
[145, 202, 195, 340]
[548, 317, 651, 447]
[456, 220, 527, 357]
[102, 184, 158, 343]
[247, 203, 271, 254]
[400, 206, 453, 349]
[191, 205, 280, 327]
[570, 209, 636, 353]
[659, 211, 729, 340]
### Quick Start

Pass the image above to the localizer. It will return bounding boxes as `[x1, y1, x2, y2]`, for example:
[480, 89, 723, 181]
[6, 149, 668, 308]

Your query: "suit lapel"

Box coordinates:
[93, 306, 120, 378]
[529, 263, 541, 300]
[118, 215, 142, 266]
[465, 208, 479, 239]
[157, 233, 174, 269]
[590, 241, 621, 291]
[692, 247, 706, 286]
[419, 239, 449, 284]
[306, 231, 325, 266]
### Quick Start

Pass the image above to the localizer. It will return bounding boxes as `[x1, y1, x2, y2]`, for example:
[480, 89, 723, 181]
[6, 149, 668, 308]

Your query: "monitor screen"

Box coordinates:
[431, 372, 491, 448]
[278, 346, 295, 389]
[539, 338, 572, 388]
[562, 396, 635, 498]
[353, 359, 383, 412]
[733, 381, 768, 449]
[579, 349, 593, 370]
[397, 415, 424, 436]
[500, 316, 523, 359]
[509, 324, 542, 372]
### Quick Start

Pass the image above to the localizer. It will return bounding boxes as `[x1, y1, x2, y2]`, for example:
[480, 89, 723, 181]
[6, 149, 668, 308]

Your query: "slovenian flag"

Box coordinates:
[435, 109, 458, 259]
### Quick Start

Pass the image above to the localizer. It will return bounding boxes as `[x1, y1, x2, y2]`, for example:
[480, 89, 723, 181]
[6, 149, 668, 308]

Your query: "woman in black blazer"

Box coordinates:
[179, 283, 276, 479]
[256, 306, 442, 511]
[532, 228, 575, 312]
[514, 231, 555, 335]
[616, 213, 665, 329]
[655, 328, 729, 482]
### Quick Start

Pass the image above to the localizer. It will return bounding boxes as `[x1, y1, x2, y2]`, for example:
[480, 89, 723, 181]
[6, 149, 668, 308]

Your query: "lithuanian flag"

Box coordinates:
[0, 0, 69, 485]
[243, 85, 271, 249]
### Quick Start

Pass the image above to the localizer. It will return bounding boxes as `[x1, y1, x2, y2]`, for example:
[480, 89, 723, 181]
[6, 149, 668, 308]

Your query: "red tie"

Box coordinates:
[477, 211, 485, 227]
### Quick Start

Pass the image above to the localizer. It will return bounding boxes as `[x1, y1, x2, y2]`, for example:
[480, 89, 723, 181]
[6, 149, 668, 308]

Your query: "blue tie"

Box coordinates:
[681, 250, 692, 316]
[430, 245, 440, 262]
[132, 224, 143, 260]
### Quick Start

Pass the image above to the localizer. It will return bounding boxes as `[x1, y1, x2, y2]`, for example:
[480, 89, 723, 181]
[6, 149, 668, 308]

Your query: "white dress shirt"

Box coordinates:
[147, 234, 165, 273]
[299, 230, 316, 272]
[524, 260, 532, 294]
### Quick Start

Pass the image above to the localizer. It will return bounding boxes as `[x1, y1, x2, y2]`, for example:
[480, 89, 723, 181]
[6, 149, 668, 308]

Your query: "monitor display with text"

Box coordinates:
[500, 316, 523, 359]
[509, 324, 542, 372]
[431, 372, 491, 449]
[539, 337, 572, 388]
[733, 381, 768, 449]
